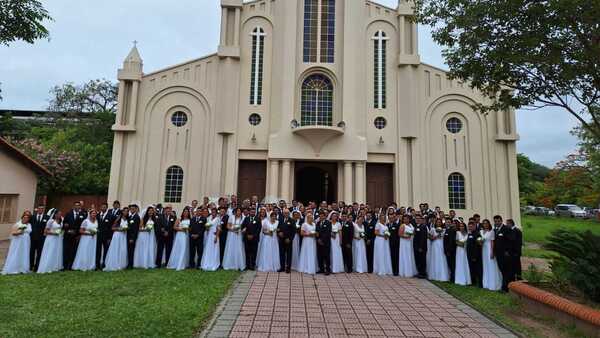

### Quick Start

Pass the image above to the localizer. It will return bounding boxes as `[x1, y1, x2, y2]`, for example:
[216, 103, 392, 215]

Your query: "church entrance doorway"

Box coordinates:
[294, 161, 338, 204]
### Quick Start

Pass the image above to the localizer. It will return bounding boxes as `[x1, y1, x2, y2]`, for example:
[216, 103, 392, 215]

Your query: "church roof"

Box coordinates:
[125, 45, 142, 63]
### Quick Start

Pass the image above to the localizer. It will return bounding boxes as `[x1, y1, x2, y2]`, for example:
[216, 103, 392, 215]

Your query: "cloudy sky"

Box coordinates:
[0, 0, 579, 167]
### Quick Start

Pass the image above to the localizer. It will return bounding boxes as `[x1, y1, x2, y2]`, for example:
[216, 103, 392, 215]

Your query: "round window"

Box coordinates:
[374, 116, 387, 130]
[171, 111, 188, 127]
[446, 117, 463, 133]
[249, 113, 262, 126]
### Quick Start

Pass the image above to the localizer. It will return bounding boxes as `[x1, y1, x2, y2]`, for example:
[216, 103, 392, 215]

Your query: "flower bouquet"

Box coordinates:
[120, 224, 129, 232]
[17, 223, 27, 233]
[476, 237, 484, 245]
[145, 221, 154, 232]
[87, 228, 97, 236]
[204, 221, 212, 230]
[359, 231, 366, 239]
[180, 223, 190, 232]
[404, 227, 414, 238]
[456, 240, 466, 247]
[384, 230, 391, 238]
[435, 227, 443, 234]
[52, 228, 63, 236]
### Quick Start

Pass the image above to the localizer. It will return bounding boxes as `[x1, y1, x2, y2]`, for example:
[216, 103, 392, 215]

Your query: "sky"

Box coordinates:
[0, 0, 580, 167]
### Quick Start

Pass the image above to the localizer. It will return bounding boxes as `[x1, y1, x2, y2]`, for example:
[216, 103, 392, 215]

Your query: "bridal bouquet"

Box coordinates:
[204, 221, 212, 229]
[87, 228, 97, 236]
[180, 223, 190, 232]
[359, 231, 366, 239]
[17, 223, 27, 233]
[120, 224, 129, 231]
[404, 227, 414, 237]
[52, 228, 63, 236]
[456, 239, 466, 247]
[435, 227, 443, 234]
[145, 221, 154, 231]
[384, 230, 391, 237]
[476, 237, 484, 245]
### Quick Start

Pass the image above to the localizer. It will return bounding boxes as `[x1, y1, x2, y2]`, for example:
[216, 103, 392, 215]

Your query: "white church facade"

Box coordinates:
[108, 0, 520, 220]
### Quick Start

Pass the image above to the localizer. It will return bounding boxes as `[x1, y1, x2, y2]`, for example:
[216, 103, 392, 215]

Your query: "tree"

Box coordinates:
[415, 0, 600, 139]
[517, 154, 550, 205]
[48, 79, 118, 114]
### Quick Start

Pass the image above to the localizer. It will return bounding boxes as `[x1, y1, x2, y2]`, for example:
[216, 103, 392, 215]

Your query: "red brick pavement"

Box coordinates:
[228, 272, 514, 338]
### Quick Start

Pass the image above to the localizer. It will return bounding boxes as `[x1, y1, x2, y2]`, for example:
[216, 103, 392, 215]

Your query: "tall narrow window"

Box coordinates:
[303, 0, 335, 63]
[250, 27, 266, 105]
[164, 166, 184, 203]
[448, 173, 466, 209]
[301, 74, 333, 126]
[373, 30, 388, 109]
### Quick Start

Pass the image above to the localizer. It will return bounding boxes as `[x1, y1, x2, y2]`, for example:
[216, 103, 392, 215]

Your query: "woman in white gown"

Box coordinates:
[104, 208, 129, 272]
[223, 208, 246, 271]
[257, 212, 280, 272]
[427, 218, 449, 281]
[72, 211, 98, 271]
[290, 210, 302, 271]
[134, 206, 157, 269]
[454, 222, 471, 286]
[329, 212, 345, 273]
[398, 218, 417, 278]
[373, 215, 393, 276]
[201, 208, 221, 271]
[481, 219, 502, 290]
[168, 208, 191, 270]
[352, 215, 368, 273]
[37, 212, 64, 273]
[2, 212, 32, 275]
[297, 213, 318, 274]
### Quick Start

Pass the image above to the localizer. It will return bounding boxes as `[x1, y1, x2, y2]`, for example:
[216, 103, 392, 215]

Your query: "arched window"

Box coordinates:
[250, 27, 265, 105]
[448, 173, 466, 209]
[373, 30, 388, 109]
[301, 74, 333, 126]
[303, 0, 335, 63]
[164, 166, 184, 203]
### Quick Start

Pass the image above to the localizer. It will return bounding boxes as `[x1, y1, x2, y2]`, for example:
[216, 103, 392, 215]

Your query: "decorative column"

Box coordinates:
[281, 160, 291, 202]
[355, 162, 366, 204]
[269, 160, 280, 198]
[344, 162, 353, 203]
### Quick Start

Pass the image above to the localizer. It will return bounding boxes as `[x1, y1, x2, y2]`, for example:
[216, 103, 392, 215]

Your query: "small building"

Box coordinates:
[0, 137, 51, 240]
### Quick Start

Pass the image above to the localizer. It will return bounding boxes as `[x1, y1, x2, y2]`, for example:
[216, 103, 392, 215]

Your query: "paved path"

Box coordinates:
[203, 272, 515, 338]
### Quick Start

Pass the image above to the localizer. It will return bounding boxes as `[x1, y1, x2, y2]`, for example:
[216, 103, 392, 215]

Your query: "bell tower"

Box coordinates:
[397, 0, 420, 66]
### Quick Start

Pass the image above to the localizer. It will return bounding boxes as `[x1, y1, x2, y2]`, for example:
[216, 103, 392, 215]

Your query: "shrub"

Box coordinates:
[523, 264, 544, 285]
[543, 230, 600, 302]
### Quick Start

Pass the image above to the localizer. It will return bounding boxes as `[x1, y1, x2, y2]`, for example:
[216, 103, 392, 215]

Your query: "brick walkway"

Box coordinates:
[204, 272, 515, 338]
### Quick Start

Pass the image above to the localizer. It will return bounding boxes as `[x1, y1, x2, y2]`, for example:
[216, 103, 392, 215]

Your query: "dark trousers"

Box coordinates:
[127, 239, 135, 269]
[245, 240, 258, 270]
[468, 258, 483, 287]
[512, 255, 522, 280]
[497, 254, 513, 292]
[445, 252, 456, 282]
[366, 240, 374, 273]
[95, 235, 111, 269]
[279, 239, 293, 271]
[342, 243, 353, 273]
[414, 247, 427, 277]
[156, 235, 173, 267]
[390, 241, 400, 276]
[189, 236, 203, 268]
[219, 231, 227, 264]
[317, 243, 331, 273]
[63, 234, 78, 270]
[30, 238, 44, 271]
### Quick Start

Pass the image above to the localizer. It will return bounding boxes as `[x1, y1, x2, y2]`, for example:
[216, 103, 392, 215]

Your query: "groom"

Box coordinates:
[316, 210, 332, 275]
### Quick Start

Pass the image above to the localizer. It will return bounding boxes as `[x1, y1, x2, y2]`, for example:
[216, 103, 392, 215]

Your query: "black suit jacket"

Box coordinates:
[388, 221, 400, 245]
[157, 213, 176, 238]
[127, 214, 140, 242]
[413, 223, 429, 251]
[190, 216, 207, 239]
[494, 225, 514, 257]
[443, 227, 457, 257]
[63, 209, 87, 236]
[242, 216, 261, 242]
[278, 218, 296, 241]
[466, 231, 483, 263]
[30, 213, 50, 241]
[316, 219, 332, 245]
[341, 220, 354, 246]
[97, 211, 114, 240]
[511, 227, 523, 257]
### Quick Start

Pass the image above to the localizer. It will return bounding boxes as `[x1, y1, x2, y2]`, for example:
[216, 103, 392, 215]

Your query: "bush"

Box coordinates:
[523, 264, 544, 285]
[543, 230, 600, 302]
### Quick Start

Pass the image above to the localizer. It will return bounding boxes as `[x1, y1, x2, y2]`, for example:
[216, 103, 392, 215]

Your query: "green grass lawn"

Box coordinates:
[0, 269, 240, 338]
[521, 215, 600, 244]
[433, 282, 586, 338]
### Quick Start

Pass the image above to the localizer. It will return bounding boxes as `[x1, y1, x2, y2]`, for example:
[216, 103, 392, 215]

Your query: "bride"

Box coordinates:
[201, 208, 221, 271]
[72, 210, 98, 271]
[2, 212, 32, 275]
[256, 211, 280, 272]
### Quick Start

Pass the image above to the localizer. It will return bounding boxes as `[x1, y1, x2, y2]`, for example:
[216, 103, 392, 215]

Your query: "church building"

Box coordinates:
[108, 0, 520, 220]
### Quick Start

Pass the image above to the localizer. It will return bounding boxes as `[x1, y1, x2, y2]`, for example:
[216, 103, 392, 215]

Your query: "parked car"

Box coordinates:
[555, 204, 587, 218]
[582, 207, 598, 219]
[533, 207, 555, 216]
[523, 206, 536, 215]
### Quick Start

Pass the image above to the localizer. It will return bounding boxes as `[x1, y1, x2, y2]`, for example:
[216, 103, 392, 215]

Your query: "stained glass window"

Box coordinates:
[301, 74, 333, 126]
[165, 166, 184, 203]
[448, 173, 466, 209]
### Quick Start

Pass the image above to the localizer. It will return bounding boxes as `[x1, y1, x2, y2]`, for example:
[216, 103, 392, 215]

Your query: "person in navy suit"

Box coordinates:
[30, 205, 49, 271]
[96, 203, 114, 269]
[63, 201, 87, 270]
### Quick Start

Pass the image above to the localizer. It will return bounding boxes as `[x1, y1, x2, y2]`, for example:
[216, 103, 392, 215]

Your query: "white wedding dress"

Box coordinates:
[37, 220, 63, 274]
[352, 223, 368, 273]
[134, 219, 156, 269]
[290, 219, 301, 271]
[427, 228, 449, 281]
[168, 219, 190, 270]
[257, 219, 280, 272]
[373, 222, 392, 276]
[330, 221, 345, 273]
[73, 219, 98, 271]
[454, 231, 472, 286]
[104, 219, 128, 271]
[297, 222, 318, 274]
[481, 230, 502, 290]
[398, 224, 417, 278]
[201, 217, 221, 271]
[222, 216, 246, 271]
[2, 221, 31, 275]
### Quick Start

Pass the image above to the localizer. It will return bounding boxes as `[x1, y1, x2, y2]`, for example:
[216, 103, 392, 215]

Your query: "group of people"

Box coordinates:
[2, 196, 523, 292]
